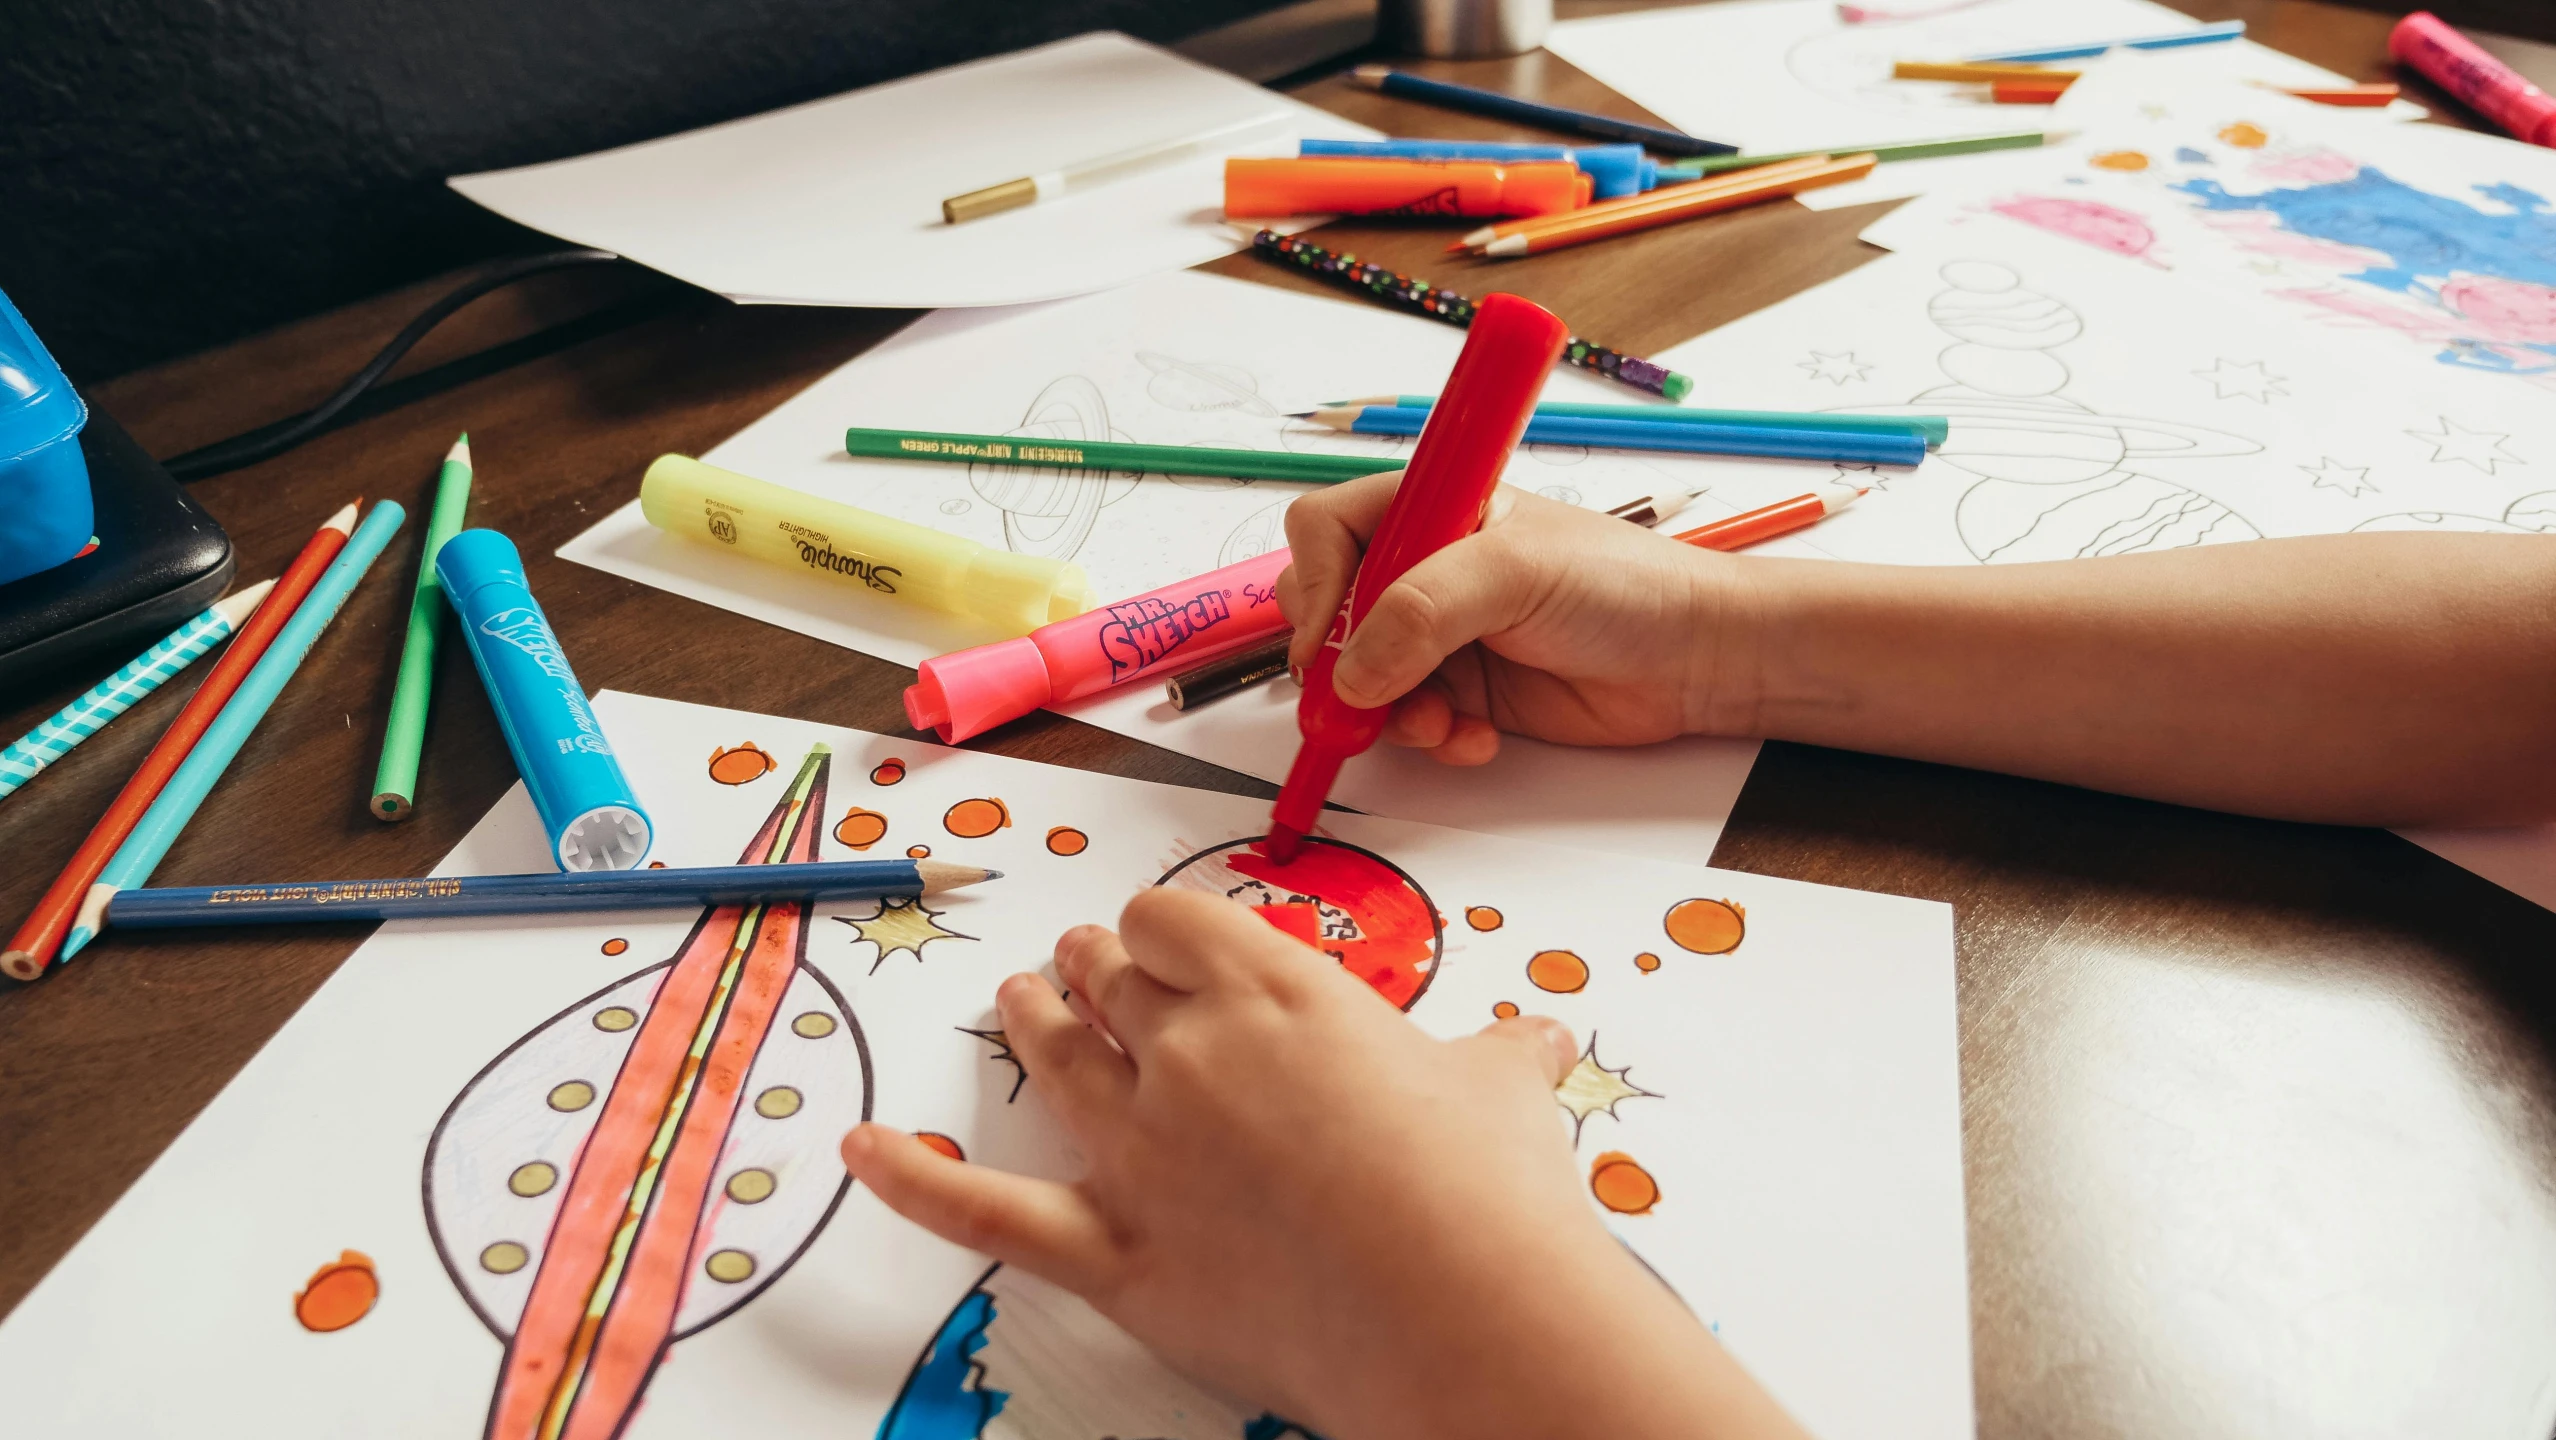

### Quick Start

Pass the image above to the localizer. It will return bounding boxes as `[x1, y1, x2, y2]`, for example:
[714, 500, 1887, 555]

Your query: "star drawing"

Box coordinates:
[2406, 418, 2522, 475]
[1798, 350, 1875, 386]
[2299, 458, 2375, 497]
[958, 1026, 1028, 1102]
[2192, 358, 2287, 402]
[1833, 461, 1885, 491]
[836, 897, 974, 973]
[1555, 1033, 1662, 1144]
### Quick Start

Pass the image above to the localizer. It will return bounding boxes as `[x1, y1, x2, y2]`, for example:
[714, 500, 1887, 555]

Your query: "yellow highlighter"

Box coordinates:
[639, 455, 1093, 634]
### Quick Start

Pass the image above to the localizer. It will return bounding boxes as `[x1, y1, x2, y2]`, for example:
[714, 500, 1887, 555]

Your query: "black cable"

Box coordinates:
[164, 247, 628, 482]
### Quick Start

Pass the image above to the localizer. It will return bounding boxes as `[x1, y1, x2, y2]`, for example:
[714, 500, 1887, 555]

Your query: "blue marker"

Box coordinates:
[437, 529, 652, 872]
[1300, 138, 1658, 199]
[1966, 18, 2243, 63]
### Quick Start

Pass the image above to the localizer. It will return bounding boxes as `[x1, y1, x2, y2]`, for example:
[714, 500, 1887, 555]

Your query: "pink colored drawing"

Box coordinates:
[2442, 273, 2556, 343]
[1989, 196, 2161, 265]
[2194, 209, 2390, 268]
[2248, 148, 2361, 186]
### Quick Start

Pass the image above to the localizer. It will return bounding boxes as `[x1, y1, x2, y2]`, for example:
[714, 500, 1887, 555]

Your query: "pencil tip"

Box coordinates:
[324, 500, 360, 531]
[59, 929, 91, 961]
[1350, 64, 1389, 87]
[448, 434, 472, 466]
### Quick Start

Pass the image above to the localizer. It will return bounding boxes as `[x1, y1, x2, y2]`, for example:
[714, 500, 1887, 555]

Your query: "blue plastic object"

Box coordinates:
[1301, 138, 1659, 199]
[438, 528, 653, 871]
[0, 288, 93, 586]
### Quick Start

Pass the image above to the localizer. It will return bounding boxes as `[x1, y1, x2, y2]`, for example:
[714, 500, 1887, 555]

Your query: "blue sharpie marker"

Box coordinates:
[437, 529, 652, 871]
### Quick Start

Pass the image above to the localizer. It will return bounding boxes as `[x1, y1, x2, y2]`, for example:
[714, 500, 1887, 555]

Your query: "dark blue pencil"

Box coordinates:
[102, 859, 998, 930]
[1348, 65, 1738, 157]
[1301, 404, 1928, 467]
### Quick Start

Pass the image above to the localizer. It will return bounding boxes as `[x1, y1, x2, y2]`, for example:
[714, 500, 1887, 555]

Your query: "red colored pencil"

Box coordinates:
[1, 502, 358, 981]
[1674, 486, 1867, 552]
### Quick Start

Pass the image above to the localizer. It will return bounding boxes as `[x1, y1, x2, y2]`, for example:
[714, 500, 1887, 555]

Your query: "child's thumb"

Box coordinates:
[1474, 1014, 1580, 1087]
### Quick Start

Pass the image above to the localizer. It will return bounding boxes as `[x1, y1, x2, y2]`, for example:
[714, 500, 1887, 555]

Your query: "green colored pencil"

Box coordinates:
[845, 427, 1402, 485]
[1661, 129, 2062, 178]
[1342, 395, 1949, 448]
[370, 435, 473, 821]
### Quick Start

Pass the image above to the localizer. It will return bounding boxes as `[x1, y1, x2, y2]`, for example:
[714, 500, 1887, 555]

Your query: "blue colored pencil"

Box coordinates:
[1332, 394, 1947, 448]
[0, 582, 274, 803]
[1966, 19, 2242, 63]
[61, 501, 408, 961]
[1347, 64, 1737, 157]
[1301, 404, 1928, 467]
[102, 858, 999, 930]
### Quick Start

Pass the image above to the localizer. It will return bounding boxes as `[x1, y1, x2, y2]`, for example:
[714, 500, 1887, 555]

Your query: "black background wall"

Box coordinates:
[0, 0, 1291, 383]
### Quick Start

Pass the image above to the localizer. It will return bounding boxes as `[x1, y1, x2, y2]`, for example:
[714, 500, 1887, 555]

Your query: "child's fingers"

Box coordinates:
[1279, 471, 1405, 673]
[1052, 923, 1182, 1052]
[840, 1123, 1121, 1298]
[1382, 686, 1504, 766]
[1117, 887, 1309, 994]
[1471, 1013, 1581, 1087]
[997, 971, 1135, 1116]
[1332, 531, 1542, 709]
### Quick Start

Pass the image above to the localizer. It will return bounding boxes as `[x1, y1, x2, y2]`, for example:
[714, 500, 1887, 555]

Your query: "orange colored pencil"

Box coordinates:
[1674, 485, 1867, 552]
[1464, 154, 1879, 257]
[1452, 153, 1840, 252]
[2278, 82, 2401, 106]
[1, 502, 358, 980]
[1993, 79, 2074, 103]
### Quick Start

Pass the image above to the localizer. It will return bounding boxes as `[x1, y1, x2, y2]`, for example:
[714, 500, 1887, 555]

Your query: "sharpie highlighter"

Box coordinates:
[1267, 293, 1567, 863]
[641, 454, 1093, 635]
[904, 545, 1302, 743]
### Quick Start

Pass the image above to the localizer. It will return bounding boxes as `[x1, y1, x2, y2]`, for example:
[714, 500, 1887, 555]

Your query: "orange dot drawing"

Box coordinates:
[293, 1250, 379, 1332]
[2089, 149, 2150, 171]
[647, 861, 667, 869]
[1663, 898, 1746, 955]
[871, 758, 907, 785]
[1492, 1001, 1520, 1020]
[1044, 826, 1089, 856]
[833, 809, 889, 851]
[1464, 906, 1504, 931]
[1634, 951, 1661, 973]
[601, 938, 629, 957]
[906, 845, 932, 859]
[943, 798, 1011, 838]
[915, 1132, 965, 1162]
[2218, 121, 2269, 148]
[1590, 1152, 1660, 1215]
[706, 742, 778, 786]
[1526, 950, 1589, 994]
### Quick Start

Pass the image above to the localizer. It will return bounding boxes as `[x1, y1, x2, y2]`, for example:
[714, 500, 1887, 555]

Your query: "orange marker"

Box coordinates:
[1993, 78, 2074, 103]
[1674, 485, 1867, 552]
[1224, 157, 1587, 219]
[1460, 154, 1877, 258]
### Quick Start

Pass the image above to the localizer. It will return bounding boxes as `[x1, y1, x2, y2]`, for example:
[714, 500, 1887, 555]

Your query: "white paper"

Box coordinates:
[1858, 80, 2556, 397]
[0, 690, 1973, 1440]
[449, 33, 1376, 309]
[1649, 225, 2556, 906]
[559, 268, 1791, 861]
[1552, 0, 2269, 154]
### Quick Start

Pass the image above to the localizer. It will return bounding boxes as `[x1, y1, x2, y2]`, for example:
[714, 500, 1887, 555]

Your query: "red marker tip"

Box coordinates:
[1263, 822, 1306, 865]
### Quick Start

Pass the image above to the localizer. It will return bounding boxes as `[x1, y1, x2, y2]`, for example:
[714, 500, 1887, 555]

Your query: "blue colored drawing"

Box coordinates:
[2174, 146, 2210, 165]
[2172, 167, 2556, 374]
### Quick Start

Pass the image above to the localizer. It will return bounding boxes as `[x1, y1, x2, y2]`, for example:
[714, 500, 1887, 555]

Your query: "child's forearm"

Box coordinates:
[1713, 535, 2556, 827]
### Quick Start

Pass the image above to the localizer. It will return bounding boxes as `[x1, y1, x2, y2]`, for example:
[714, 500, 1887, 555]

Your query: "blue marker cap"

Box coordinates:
[1300, 137, 1652, 199]
[437, 528, 652, 871]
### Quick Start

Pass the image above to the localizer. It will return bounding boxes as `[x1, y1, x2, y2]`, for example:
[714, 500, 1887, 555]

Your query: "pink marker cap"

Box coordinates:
[904, 638, 1057, 744]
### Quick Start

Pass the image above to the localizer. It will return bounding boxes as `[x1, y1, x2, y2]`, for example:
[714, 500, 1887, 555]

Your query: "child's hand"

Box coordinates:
[841, 890, 1806, 1440]
[1276, 476, 1749, 765]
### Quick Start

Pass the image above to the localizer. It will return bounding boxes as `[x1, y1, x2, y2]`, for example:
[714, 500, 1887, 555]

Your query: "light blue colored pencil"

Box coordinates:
[0, 582, 274, 803]
[61, 501, 407, 961]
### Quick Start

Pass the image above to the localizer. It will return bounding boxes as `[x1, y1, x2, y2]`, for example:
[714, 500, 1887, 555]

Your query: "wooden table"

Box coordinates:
[8, 3, 2555, 1433]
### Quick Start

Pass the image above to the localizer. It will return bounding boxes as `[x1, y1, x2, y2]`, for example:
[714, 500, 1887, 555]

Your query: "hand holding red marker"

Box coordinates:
[1265, 293, 1568, 862]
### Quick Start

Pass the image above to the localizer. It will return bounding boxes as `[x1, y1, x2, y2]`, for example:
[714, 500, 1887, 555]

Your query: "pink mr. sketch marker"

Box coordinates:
[904, 548, 1294, 742]
[2390, 12, 2556, 149]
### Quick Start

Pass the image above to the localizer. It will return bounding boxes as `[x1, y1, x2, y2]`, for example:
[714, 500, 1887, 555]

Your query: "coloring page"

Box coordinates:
[1543, 0, 2366, 159]
[561, 269, 1797, 863]
[1860, 79, 2556, 394]
[0, 691, 1970, 1440]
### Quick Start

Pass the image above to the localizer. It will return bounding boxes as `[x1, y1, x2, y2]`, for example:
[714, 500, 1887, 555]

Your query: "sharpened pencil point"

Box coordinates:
[1350, 64, 1390, 88]
[447, 434, 471, 468]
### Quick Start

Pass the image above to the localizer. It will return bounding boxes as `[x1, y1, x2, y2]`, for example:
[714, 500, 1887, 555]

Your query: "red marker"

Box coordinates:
[1673, 485, 1867, 552]
[1266, 293, 1567, 863]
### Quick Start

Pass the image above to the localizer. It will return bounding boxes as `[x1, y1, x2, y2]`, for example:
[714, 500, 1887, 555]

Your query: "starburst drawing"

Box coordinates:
[1833, 461, 1885, 491]
[1798, 350, 1875, 385]
[2406, 418, 2523, 475]
[2299, 457, 2376, 497]
[2192, 358, 2287, 403]
[1555, 1033, 1661, 1144]
[958, 1026, 1028, 1103]
[836, 898, 975, 974]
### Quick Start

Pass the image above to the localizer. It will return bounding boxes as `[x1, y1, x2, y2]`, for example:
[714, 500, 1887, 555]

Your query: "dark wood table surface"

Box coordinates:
[8, 2, 2556, 1434]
